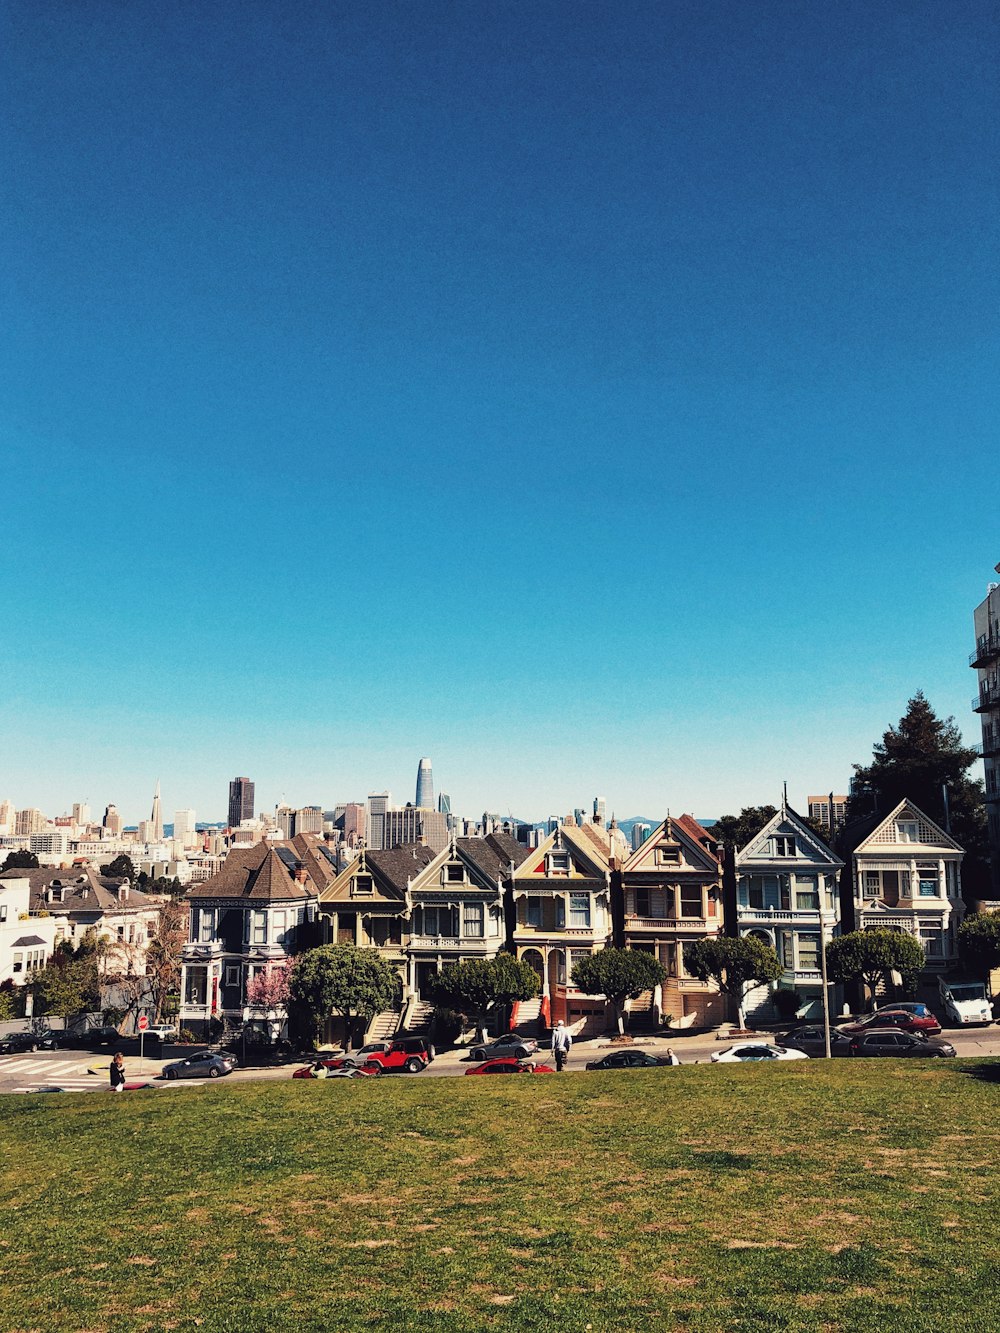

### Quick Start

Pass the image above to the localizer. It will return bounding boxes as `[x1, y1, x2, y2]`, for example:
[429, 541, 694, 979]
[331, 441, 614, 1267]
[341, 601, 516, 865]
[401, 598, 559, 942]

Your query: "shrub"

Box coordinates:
[773, 988, 801, 1019]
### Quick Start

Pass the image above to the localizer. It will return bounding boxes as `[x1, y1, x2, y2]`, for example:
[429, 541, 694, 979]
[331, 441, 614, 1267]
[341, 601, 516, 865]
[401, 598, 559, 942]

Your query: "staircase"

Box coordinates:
[365, 1010, 401, 1043]
[511, 998, 542, 1034]
[627, 990, 658, 1032]
[402, 999, 435, 1033]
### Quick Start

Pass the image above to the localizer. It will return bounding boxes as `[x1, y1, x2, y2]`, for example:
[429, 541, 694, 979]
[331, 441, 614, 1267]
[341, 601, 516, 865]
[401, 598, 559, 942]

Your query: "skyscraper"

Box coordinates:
[103, 803, 122, 837]
[150, 780, 164, 842]
[366, 792, 391, 850]
[228, 777, 255, 828]
[415, 757, 434, 810]
[972, 562, 1000, 892]
[593, 796, 607, 828]
[174, 809, 197, 844]
[631, 822, 651, 851]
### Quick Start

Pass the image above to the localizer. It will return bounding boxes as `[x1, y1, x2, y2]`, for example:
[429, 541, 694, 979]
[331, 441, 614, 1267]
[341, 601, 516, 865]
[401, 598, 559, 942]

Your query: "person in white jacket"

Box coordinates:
[551, 1020, 572, 1071]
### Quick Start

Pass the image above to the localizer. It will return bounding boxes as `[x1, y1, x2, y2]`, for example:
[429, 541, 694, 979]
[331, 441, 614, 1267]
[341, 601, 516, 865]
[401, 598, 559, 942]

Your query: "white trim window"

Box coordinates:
[568, 893, 591, 929]
[251, 910, 267, 945]
[462, 902, 484, 938]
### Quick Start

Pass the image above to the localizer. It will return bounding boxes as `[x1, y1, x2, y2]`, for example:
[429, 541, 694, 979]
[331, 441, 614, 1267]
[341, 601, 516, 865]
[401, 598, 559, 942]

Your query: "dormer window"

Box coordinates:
[352, 874, 374, 896]
[49, 887, 63, 904]
[548, 852, 570, 876]
[655, 847, 680, 866]
[773, 836, 796, 857]
[897, 821, 919, 843]
[444, 863, 465, 884]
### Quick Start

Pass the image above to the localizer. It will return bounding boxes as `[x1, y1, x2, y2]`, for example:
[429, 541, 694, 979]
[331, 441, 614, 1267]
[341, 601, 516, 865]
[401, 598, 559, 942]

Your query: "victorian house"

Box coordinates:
[404, 832, 530, 1000]
[511, 821, 619, 1028]
[734, 802, 844, 1022]
[618, 814, 725, 1028]
[845, 799, 964, 972]
[180, 840, 325, 1037]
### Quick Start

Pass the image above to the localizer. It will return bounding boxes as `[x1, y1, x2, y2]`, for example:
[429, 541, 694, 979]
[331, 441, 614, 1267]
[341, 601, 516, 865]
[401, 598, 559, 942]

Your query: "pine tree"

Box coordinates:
[848, 691, 989, 899]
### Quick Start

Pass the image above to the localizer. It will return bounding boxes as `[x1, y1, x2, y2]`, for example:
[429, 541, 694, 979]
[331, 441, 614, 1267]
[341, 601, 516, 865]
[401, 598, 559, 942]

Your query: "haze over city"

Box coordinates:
[3, 3, 996, 823]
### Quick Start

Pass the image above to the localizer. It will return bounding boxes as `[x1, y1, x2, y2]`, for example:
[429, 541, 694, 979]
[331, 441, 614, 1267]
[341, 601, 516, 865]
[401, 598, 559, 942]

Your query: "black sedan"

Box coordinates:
[778, 1025, 854, 1058]
[161, 1051, 237, 1080]
[586, 1050, 679, 1071]
[848, 1029, 956, 1059]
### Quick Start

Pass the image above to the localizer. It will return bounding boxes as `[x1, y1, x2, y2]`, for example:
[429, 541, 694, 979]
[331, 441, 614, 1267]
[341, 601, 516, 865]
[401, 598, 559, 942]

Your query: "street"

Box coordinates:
[3, 1026, 1000, 1095]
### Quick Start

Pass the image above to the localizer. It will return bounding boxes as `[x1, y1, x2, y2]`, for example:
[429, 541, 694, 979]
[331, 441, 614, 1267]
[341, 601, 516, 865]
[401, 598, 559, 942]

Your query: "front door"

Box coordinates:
[416, 962, 438, 998]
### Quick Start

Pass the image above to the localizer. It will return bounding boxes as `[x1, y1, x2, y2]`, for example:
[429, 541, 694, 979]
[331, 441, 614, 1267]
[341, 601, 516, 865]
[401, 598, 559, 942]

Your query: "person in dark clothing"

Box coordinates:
[110, 1051, 126, 1092]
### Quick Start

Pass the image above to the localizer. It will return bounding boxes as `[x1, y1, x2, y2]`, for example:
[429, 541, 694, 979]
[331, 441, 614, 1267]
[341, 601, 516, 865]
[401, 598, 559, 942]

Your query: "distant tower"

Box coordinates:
[150, 780, 164, 842]
[228, 777, 255, 828]
[103, 803, 122, 837]
[631, 822, 651, 852]
[593, 796, 607, 828]
[415, 758, 434, 810]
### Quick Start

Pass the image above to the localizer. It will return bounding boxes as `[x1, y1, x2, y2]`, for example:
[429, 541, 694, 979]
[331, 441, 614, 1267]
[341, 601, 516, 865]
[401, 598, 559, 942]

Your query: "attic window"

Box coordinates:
[444, 863, 464, 884]
[773, 836, 796, 857]
[548, 852, 570, 876]
[352, 874, 374, 896]
[897, 821, 919, 843]
[655, 846, 680, 866]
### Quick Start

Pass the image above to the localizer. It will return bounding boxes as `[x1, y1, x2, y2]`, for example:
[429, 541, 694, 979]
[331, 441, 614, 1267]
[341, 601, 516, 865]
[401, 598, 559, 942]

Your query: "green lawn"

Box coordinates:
[3, 1061, 1000, 1332]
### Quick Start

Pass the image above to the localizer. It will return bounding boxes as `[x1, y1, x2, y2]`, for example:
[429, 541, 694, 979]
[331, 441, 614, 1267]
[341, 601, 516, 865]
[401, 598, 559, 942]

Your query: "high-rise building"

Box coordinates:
[103, 803, 122, 837]
[275, 804, 296, 839]
[415, 758, 434, 810]
[174, 808, 197, 844]
[366, 792, 391, 851]
[72, 802, 91, 826]
[297, 806, 324, 835]
[438, 792, 451, 816]
[228, 777, 255, 829]
[972, 562, 1000, 893]
[0, 799, 14, 834]
[150, 780, 164, 843]
[631, 822, 651, 851]
[593, 796, 607, 828]
[15, 808, 46, 836]
[383, 806, 449, 853]
[807, 795, 848, 835]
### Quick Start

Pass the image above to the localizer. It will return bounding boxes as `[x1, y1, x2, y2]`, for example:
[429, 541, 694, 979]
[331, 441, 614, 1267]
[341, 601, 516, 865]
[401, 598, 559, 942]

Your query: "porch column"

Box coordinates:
[355, 914, 362, 946]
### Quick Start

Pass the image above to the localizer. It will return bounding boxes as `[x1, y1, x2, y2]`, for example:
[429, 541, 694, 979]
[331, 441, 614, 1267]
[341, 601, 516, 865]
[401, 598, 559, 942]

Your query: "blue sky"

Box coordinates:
[2, 2, 997, 826]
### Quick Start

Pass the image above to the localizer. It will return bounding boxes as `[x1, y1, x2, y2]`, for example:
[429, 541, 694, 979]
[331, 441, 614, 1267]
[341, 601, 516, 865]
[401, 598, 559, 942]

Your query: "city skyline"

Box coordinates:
[2, 5, 996, 824]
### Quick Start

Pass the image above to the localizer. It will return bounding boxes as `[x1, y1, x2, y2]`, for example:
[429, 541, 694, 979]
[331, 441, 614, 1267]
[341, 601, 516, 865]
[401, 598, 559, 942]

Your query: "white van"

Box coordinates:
[938, 978, 993, 1026]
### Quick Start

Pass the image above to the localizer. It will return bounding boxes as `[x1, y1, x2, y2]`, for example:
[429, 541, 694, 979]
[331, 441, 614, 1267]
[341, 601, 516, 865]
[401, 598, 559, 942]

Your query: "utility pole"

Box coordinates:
[819, 899, 832, 1059]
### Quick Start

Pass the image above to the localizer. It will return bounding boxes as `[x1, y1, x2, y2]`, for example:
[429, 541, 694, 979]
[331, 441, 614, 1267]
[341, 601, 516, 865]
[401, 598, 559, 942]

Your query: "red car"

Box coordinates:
[362, 1041, 430, 1075]
[465, 1058, 555, 1075]
[843, 1008, 941, 1036]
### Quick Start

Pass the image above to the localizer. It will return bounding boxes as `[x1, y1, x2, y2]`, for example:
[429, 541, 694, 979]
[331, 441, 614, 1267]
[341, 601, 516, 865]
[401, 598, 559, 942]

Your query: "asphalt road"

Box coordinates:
[3, 1026, 1000, 1095]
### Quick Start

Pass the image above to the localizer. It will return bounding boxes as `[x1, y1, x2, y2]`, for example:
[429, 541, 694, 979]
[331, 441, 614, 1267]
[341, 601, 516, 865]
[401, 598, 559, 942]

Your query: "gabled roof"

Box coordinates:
[513, 824, 611, 882]
[0, 866, 159, 914]
[736, 805, 844, 871]
[185, 841, 318, 902]
[622, 814, 721, 876]
[459, 833, 533, 884]
[319, 843, 438, 905]
[853, 799, 964, 855]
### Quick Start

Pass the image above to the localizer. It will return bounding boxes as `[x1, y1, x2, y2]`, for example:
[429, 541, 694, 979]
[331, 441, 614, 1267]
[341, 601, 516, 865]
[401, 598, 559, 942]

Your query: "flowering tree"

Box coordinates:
[245, 959, 293, 1042]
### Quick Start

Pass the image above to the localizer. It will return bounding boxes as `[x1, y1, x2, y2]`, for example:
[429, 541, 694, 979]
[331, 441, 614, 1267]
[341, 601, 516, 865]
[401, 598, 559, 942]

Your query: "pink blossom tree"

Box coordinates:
[245, 959, 293, 1042]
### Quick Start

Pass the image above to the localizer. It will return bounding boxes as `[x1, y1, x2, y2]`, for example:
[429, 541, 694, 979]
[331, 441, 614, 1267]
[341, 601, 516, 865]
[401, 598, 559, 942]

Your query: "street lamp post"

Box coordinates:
[819, 900, 832, 1059]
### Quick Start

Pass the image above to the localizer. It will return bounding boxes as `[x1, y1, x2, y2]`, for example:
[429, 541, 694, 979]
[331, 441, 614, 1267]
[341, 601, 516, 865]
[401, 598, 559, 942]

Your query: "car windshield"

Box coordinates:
[950, 985, 985, 1001]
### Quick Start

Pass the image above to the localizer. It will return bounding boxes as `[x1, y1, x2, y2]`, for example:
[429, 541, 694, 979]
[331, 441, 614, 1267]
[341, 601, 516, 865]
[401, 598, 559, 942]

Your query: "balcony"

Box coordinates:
[971, 636, 1000, 669]
[626, 915, 708, 931]
[972, 681, 1000, 713]
[739, 907, 833, 923]
[408, 935, 489, 952]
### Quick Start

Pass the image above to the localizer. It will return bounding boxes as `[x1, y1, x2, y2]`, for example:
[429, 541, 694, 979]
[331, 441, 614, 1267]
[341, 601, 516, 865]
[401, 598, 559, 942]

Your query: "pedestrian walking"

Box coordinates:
[110, 1051, 127, 1093]
[551, 1019, 572, 1072]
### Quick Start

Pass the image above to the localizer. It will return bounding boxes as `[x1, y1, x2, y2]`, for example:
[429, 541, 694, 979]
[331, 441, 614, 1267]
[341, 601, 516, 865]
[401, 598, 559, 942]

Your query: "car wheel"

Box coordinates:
[406, 1058, 422, 1073]
[209, 1067, 220, 1078]
[470, 1049, 486, 1062]
[166, 1068, 179, 1080]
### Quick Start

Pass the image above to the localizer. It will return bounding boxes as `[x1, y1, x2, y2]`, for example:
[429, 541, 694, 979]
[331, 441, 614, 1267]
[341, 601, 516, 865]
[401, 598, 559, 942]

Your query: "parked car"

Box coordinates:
[362, 1039, 431, 1074]
[337, 1041, 392, 1067]
[465, 1058, 555, 1075]
[938, 978, 994, 1026]
[81, 1026, 125, 1046]
[22, 1085, 68, 1094]
[586, 1050, 679, 1071]
[33, 1029, 74, 1050]
[777, 1026, 854, 1058]
[848, 1029, 956, 1058]
[142, 1025, 179, 1042]
[0, 1031, 42, 1054]
[161, 1050, 237, 1080]
[843, 1009, 942, 1036]
[468, 1034, 538, 1062]
[711, 1043, 809, 1063]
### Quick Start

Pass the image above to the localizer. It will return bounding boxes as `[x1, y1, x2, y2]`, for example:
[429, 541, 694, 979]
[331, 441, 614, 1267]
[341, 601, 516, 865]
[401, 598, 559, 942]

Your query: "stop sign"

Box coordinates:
[138, 1015, 149, 1032]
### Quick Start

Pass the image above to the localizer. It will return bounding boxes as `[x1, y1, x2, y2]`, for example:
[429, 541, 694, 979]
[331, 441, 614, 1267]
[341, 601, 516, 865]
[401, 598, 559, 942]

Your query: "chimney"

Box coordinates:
[293, 863, 309, 884]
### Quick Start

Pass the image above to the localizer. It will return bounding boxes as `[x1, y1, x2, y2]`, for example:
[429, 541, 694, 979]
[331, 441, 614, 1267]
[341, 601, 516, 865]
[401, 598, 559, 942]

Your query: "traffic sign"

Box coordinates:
[138, 1015, 149, 1032]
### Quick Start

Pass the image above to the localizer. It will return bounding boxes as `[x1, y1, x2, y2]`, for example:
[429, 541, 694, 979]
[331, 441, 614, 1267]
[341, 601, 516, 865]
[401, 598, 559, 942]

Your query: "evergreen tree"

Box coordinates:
[570, 948, 668, 1034]
[848, 692, 989, 899]
[709, 807, 777, 851]
[1, 850, 39, 871]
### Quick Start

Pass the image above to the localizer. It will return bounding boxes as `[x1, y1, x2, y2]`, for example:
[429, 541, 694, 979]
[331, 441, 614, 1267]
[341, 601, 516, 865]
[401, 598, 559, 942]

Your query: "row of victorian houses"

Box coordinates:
[177, 796, 968, 1040]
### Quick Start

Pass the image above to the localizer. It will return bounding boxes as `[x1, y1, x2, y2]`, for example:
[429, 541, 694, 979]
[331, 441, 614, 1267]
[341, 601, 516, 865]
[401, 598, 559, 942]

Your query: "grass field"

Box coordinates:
[3, 1061, 1000, 1332]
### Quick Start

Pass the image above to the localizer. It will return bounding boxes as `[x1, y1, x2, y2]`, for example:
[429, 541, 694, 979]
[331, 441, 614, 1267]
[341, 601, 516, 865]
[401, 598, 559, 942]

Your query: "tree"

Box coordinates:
[31, 949, 100, 1024]
[848, 691, 989, 900]
[683, 936, 783, 1026]
[1, 850, 39, 872]
[289, 944, 398, 1049]
[957, 913, 1000, 988]
[100, 854, 136, 881]
[710, 807, 778, 852]
[145, 899, 188, 1021]
[825, 929, 925, 1006]
[569, 947, 667, 1034]
[245, 959, 294, 1041]
[424, 953, 539, 1040]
